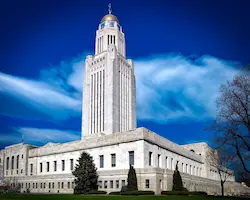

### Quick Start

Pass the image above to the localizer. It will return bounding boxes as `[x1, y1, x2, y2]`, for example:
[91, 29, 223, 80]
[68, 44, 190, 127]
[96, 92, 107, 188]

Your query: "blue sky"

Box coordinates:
[0, 0, 250, 149]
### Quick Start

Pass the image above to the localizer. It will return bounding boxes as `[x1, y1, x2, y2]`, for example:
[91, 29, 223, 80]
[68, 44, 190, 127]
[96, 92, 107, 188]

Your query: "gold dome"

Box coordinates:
[101, 14, 119, 23]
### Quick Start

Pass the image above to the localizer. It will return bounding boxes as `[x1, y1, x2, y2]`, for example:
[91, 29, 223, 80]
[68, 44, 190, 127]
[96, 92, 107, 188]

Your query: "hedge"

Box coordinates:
[74, 190, 107, 194]
[109, 190, 154, 195]
[161, 191, 207, 196]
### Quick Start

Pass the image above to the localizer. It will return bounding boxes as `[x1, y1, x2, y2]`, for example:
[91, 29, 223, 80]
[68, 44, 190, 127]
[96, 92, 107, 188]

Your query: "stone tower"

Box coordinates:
[82, 4, 136, 138]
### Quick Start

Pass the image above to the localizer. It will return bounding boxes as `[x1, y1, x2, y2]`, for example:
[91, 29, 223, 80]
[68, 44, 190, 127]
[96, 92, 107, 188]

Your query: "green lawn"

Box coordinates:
[0, 194, 247, 200]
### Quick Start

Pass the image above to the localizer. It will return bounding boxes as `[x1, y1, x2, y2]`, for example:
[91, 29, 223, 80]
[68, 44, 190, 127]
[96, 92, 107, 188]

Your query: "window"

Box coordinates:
[165, 156, 168, 169]
[16, 155, 19, 169]
[6, 157, 9, 170]
[110, 180, 113, 188]
[28, 183, 30, 188]
[111, 154, 116, 167]
[44, 183, 46, 189]
[129, 151, 134, 166]
[21, 169, 23, 174]
[70, 159, 74, 171]
[104, 181, 107, 189]
[40, 163, 43, 173]
[36, 183, 38, 189]
[52, 182, 54, 189]
[61, 182, 64, 189]
[21, 154, 23, 159]
[149, 152, 152, 166]
[62, 160, 65, 171]
[11, 156, 14, 170]
[47, 162, 50, 172]
[68, 182, 70, 189]
[58, 182, 60, 189]
[40, 183, 42, 188]
[99, 155, 104, 168]
[49, 183, 51, 189]
[171, 158, 173, 170]
[157, 154, 161, 167]
[116, 180, 119, 188]
[145, 179, 150, 189]
[98, 181, 102, 189]
[30, 164, 33, 175]
[122, 180, 125, 186]
[21, 183, 23, 188]
[54, 161, 57, 171]
[72, 182, 74, 189]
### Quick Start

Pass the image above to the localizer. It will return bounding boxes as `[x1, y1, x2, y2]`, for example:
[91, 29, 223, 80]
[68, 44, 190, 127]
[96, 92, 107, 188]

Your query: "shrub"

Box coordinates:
[189, 191, 207, 196]
[109, 191, 121, 195]
[161, 191, 189, 196]
[120, 185, 128, 192]
[121, 190, 155, 195]
[127, 165, 138, 191]
[87, 190, 107, 194]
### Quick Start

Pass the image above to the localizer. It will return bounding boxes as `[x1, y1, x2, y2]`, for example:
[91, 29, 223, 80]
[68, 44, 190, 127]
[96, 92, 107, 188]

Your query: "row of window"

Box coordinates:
[98, 179, 150, 189]
[5, 154, 24, 170]
[37, 159, 74, 174]
[99, 151, 134, 168]
[6, 169, 23, 176]
[20, 181, 74, 190]
[148, 152, 202, 176]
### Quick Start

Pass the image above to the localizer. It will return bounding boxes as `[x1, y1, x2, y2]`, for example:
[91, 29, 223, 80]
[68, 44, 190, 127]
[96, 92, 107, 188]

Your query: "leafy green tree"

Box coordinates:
[127, 165, 138, 191]
[72, 151, 98, 194]
[172, 163, 185, 191]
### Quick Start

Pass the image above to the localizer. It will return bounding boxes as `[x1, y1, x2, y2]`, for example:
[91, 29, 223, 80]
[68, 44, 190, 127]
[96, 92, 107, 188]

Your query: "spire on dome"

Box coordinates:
[108, 3, 112, 14]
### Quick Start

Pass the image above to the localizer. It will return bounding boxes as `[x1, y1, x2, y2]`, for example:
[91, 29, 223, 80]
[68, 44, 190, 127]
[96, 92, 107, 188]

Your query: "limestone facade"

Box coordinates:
[0, 7, 249, 196]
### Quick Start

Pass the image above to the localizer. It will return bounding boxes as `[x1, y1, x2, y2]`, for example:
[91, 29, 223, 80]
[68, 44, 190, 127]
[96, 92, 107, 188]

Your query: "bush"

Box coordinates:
[120, 185, 128, 192]
[74, 190, 106, 195]
[121, 190, 155, 195]
[161, 191, 189, 196]
[109, 191, 121, 195]
[161, 191, 207, 196]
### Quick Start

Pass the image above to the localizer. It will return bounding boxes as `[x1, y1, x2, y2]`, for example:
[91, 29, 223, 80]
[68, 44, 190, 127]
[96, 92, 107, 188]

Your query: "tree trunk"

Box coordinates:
[220, 180, 224, 196]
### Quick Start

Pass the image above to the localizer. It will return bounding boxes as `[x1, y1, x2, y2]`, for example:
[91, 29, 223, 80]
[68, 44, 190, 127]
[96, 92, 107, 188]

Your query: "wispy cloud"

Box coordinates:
[0, 127, 80, 147]
[0, 53, 240, 123]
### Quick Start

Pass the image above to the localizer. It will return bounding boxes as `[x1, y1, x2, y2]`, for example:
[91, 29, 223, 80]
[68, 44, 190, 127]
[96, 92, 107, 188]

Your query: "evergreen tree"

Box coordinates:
[127, 165, 138, 191]
[172, 163, 185, 191]
[72, 151, 98, 194]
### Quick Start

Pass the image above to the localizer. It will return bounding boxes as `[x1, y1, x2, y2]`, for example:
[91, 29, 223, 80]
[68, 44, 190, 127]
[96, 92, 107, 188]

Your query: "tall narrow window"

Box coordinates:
[111, 154, 116, 167]
[110, 180, 113, 188]
[99, 155, 104, 168]
[165, 156, 168, 169]
[62, 160, 65, 171]
[70, 159, 74, 171]
[149, 152, 152, 166]
[104, 181, 107, 189]
[11, 156, 14, 170]
[122, 180, 125, 186]
[30, 164, 33, 175]
[129, 151, 134, 166]
[16, 155, 19, 169]
[6, 157, 9, 170]
[116, 180, 119, 188]
[47, 162, 50, 172]
[54, 161, 57, 171]
[158, 154, 161, 167]
[40, 163, 42, 173]
[145, 180, 150, 188]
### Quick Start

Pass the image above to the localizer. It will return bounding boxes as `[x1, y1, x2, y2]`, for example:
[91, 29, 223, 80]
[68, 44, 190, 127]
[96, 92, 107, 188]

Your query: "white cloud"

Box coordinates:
[0, 53, 240, 123]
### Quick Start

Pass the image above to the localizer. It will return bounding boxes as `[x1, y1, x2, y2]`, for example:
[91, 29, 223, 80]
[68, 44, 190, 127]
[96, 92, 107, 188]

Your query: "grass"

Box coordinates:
[0, 194, 247, 200]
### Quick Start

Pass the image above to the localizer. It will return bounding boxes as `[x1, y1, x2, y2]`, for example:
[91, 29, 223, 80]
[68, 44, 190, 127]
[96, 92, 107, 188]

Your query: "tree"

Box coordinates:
[209, 67, 250, 174]
[237, 171, 250, 187]
[127, 165, 138, 191]
[172, 163, 185, 191]
[208, 148, 234, 196]
[72, 151, 98, 194]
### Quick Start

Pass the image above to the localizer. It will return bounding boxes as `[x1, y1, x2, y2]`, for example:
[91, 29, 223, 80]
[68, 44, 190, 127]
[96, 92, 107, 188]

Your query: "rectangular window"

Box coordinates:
[110, 180, 113, 188]
[40, 163, 42, 173]
[166, 156, 168, 169]
[40, 183, 42, 188]
[33, 183, 34, 188]
[146, 179, 150, 189]
[171, 158, 173, 170]
[68, 182, 70, 189]
[30, 164, 33, 175]
[111, 154, 116, 167]
[49, 183, 51, 189]
[62, 160, 65, 171]
[158, 154, 161, 167]
[36, 183, 37, 189]
[47, 162, 49, 172]
[129, 151, 134, 166]
[149, 152, 152, 166]
[61, 182, 64, 189]
[54, 161, 57, 171]
[98, 181, 102, 189]
[44, 183, 46, 189]
[52, 182, 54, 189]
[100, 155, 104, 168]
[116, 180, 119, 188]
[58, 182, 60, 189]
[70, 159, 74, 171]
[104, 181, 107, 189]
[122, 180, 125, 186]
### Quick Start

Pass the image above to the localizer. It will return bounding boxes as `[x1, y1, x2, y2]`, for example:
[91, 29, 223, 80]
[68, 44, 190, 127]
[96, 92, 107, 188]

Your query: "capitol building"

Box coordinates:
[0, 6, 249, 195]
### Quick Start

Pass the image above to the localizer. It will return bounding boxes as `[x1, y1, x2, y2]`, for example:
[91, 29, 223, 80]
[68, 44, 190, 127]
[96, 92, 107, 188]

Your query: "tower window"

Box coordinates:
[111, 154, 116, 167]
[100, 155, 104, 168]
[129, 151, 134, 166]
[149, 152, 152, 166]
